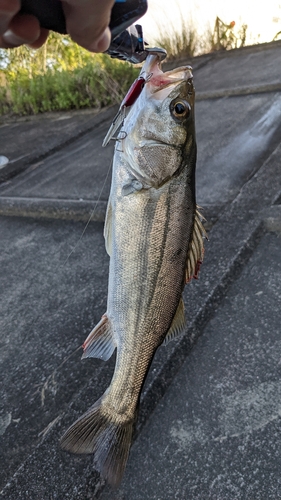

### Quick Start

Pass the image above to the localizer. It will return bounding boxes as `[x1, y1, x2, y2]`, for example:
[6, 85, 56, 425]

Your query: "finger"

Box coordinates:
[28, 28, 49, 49]
[1, 13, 41, 47]
[62, 0, 115, 52]
[0, 0, 20, 35]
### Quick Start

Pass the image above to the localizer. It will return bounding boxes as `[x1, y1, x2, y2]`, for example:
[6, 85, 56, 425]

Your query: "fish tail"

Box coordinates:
[60, 397, 134, 487]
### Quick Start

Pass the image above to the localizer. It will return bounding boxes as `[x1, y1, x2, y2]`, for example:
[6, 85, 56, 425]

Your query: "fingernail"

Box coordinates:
[89, 27, 111, 53]
[2, 29, 25, 46]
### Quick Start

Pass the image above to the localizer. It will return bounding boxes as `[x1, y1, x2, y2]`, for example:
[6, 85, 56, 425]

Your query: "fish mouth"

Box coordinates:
[142, 54, 193, 98]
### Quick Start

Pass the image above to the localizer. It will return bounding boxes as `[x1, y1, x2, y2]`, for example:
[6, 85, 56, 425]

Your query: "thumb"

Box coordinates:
[62, 0, 115, 53]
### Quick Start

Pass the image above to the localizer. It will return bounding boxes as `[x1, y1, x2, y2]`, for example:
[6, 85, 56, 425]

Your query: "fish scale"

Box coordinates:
[61, 54, 206, 486]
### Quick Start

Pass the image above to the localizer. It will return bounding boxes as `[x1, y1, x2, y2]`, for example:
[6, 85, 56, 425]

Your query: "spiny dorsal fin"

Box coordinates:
[162, 297, 186, 345]
[82, 314, 116, 361]
[185, 207, 207, 284]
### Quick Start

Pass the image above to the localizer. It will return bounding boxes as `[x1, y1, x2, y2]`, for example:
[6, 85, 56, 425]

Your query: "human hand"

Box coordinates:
[0, 0, 49, 48]
[62, 0, 115, 52]
[0, 0, 115, 52]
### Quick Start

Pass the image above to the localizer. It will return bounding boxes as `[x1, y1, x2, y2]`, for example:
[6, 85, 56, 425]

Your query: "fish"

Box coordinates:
[60, 54, 206, 487]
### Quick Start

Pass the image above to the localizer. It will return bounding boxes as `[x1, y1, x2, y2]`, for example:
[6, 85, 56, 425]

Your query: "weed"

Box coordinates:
[155, 17, 203, 61]
[0, 18, 248, 116]
[0, 55, 138, 116]
[155, 15, 248, 60]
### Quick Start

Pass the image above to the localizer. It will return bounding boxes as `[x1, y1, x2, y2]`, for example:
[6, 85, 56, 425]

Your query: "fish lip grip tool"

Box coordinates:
[19, 0, 147, 43]
[106, 23, 167, 64]
[20, 0, 166, 65]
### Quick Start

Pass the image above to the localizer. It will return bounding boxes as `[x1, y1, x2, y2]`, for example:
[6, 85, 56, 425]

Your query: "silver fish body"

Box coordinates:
[61, 56, 205, 486]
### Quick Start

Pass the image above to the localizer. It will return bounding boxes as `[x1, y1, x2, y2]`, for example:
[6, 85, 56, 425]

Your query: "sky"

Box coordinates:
[140, 0, 281, 46]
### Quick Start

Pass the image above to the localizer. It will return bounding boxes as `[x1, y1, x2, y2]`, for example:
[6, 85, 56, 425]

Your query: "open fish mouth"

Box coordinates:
[142, 55, 193, 98]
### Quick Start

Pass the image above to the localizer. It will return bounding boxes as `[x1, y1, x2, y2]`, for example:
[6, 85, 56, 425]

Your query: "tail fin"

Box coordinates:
[60, 397, 133, 487]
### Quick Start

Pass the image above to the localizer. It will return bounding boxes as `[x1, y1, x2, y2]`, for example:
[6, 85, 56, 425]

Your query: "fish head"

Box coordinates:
[141, 56, 195, 144]
[121, 55, 196, 187]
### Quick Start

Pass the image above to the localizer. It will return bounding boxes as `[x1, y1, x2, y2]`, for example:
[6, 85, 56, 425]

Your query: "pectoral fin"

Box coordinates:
[162, 297, 186, 345]
[122, 179, 143, 196]
[104, 198, 113, 256]
[82, 314, 116, 361]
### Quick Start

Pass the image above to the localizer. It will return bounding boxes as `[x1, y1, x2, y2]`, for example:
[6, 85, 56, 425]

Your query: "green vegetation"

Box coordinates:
[0, 19, 248, 117]
[211, 17, 247, 51]
[155, 19, 204, 61]
[155, 17, 247, 61]
[0, 33, 138, 116]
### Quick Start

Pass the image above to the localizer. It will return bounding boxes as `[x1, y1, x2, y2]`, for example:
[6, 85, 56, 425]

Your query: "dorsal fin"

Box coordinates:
[162, 297, 186, 345]
[185, 207, 207, 284]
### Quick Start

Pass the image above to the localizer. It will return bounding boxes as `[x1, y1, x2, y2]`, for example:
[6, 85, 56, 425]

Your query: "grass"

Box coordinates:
[0, 54, 138, 116]
[155, 16, 247, 61]
[155, 18, 212, 61]
[0, 18, 248, 116]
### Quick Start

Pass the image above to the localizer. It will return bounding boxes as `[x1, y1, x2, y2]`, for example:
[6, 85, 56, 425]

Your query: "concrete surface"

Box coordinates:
[0, 107, 116, 182]
[102, 231, 281, 500]
[0, 41, 281, 499]
[1, 91, 280, 224]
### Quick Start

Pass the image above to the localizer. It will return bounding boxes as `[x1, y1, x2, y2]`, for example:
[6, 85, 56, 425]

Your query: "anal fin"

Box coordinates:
[82, 314, 116, 361]
[162, 297, 186, 346]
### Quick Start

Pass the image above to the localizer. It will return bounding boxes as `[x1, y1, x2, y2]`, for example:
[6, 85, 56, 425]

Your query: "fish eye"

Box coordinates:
[170, 100, 191, 120]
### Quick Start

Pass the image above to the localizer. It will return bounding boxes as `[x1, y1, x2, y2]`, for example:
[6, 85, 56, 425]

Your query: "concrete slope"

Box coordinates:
[0, 41, 281, 499]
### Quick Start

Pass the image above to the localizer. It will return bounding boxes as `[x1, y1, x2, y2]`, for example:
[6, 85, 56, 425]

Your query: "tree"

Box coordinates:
[2, 33, 92, 78]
